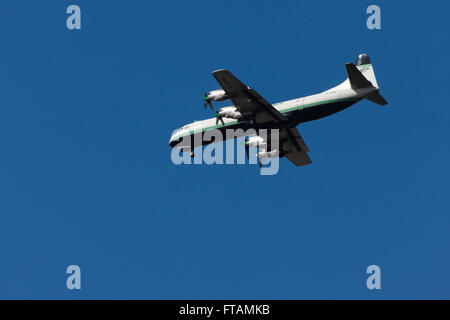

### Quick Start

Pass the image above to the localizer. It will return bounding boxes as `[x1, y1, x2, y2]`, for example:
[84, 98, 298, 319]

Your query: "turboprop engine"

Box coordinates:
[215, 106, 243, 125]
[245, 135, 266, 148]
[217, 106, 242, 119]
[203, 89, 229, 109]
[244, 136, 276, 168]
[257, 149, 279, 160]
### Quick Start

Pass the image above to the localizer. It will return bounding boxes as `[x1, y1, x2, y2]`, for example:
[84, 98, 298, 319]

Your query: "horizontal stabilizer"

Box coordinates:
[366, 91, 388, 106]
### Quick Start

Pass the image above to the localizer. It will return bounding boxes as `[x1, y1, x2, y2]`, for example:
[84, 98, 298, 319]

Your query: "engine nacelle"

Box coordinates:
[206, 89, 229, 102]
[257, 149, 279, 160]
[246, 135, 266, 148]
[218, 106, 242, 119]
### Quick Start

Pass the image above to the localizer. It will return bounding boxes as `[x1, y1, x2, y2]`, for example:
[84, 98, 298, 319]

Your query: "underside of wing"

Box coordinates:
[212, 69, 248, 96]
[286, 151, 312, 167]
[212, 69, 287, 124]
[249, 89, 288, 123]
[280, 127, 312, 167]
[285, 149, 312, 167]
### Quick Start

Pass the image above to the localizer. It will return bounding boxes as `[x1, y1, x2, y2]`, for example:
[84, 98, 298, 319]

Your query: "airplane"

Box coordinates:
[169, 54, 387, 167]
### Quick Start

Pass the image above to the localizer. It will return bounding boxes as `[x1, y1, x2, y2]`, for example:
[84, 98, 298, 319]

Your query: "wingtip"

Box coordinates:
[212, 69, 228, 75]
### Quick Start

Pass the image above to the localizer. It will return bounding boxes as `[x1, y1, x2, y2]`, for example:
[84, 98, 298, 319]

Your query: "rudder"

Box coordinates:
[355, 53, 379, 88]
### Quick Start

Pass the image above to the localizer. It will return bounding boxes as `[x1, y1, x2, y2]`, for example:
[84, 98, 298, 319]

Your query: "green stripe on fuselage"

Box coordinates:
[169, 96, 358, 142]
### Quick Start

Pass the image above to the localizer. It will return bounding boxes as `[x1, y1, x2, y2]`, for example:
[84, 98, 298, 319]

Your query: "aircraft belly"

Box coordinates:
[295, 100, 360, 123]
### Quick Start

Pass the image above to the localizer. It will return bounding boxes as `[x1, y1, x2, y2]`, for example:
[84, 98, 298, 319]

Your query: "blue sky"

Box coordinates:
[0, 0, 449, 299]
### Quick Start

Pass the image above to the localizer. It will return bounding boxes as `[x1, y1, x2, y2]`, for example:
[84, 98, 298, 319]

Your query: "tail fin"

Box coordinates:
[355, 53, 379, 88]
[345, 63, 373, 89]
[346, 54, 388, 106]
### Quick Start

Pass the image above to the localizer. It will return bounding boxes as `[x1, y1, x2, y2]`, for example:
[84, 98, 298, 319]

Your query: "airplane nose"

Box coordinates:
[169, 135, 179, 148]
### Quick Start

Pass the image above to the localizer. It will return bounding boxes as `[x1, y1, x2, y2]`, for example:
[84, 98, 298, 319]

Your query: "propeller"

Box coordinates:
[215, 110, 224, 125]
[203, 93, 214, 110]
[244, 136, 250, 159]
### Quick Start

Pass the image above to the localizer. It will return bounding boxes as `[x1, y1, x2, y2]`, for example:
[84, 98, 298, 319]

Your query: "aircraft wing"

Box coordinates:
[280, 127, 312, 167]
[212, 70, 288, 124]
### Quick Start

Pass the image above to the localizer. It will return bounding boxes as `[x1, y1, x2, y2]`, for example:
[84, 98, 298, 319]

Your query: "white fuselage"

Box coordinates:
[169, 62, 379, 147]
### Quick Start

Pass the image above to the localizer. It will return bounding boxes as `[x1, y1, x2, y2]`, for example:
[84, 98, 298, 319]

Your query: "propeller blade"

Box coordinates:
[203, 93, 213, 110]
[244, 136, 249, 159]
[215, 111, 224, 125]
[256, 143, 262, 168]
